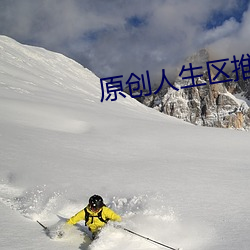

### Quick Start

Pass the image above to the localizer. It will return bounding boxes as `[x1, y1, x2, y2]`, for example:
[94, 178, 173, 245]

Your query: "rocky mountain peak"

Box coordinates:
[185, 48, 210, 67]
[138, 48, 250, 130]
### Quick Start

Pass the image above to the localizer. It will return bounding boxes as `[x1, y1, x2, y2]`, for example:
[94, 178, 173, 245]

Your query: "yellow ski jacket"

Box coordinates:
[67, 206, 121, 233]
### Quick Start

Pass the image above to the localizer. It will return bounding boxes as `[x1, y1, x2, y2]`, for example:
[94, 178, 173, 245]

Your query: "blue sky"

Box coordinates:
[206, 0, 249, 28]
[0, 0, 249, 81]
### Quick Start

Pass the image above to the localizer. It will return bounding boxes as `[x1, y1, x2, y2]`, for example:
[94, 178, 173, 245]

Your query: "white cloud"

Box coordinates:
[0, 0, 248, 81]
[200, 18, 240, 45]
[208, 4, 250, 63]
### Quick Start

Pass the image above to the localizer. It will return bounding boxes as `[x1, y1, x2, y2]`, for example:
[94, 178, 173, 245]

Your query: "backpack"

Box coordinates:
[84, 206, 109, 226]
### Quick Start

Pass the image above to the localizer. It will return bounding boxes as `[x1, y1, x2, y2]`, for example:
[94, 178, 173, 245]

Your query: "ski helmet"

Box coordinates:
[89, 195, 104, 210]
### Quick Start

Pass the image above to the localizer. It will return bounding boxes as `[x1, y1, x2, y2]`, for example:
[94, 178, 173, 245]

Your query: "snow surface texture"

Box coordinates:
[0, 36, 249, 250]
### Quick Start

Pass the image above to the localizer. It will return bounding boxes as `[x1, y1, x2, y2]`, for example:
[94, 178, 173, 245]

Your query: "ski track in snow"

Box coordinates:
[0, 99, 91, 134]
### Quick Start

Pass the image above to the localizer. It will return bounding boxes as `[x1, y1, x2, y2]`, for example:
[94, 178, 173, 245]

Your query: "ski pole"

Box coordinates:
[122, 227, 180, 250]
[37, 220, 48, 231]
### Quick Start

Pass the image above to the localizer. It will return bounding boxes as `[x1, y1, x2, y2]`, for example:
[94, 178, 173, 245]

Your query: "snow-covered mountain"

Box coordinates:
[0, 36, 250, 250]
[139, 49, 250, 130]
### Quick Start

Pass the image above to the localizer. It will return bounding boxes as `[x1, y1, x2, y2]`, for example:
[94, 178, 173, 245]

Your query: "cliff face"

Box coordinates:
[139, 49, 250, 130]
[225, 69, 250, 101]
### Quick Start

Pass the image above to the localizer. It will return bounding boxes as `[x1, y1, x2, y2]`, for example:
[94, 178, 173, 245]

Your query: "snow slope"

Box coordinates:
[0, 36, 249, 250]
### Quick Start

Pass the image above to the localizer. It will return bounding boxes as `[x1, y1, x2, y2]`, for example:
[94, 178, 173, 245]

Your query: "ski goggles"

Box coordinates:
[89, 205, 101, 212]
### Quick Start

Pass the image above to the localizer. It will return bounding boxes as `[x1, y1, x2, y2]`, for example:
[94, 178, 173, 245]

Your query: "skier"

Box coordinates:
[66, 194, 122, 239]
